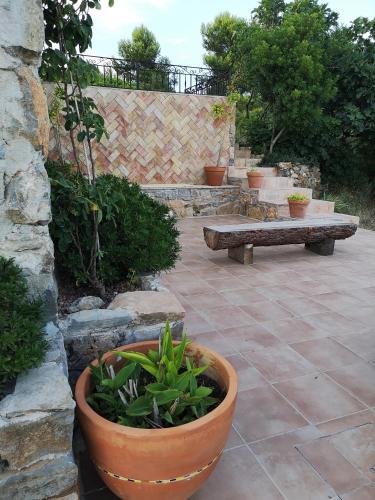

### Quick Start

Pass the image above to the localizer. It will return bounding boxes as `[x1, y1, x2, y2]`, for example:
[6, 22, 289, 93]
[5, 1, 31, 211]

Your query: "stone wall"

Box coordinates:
[0, 1, 77, 498]
[45, 85, 235, 185]
[142, 185, 240, 217]
[277, 162, 321, 196]
[0, 0, 57, 318]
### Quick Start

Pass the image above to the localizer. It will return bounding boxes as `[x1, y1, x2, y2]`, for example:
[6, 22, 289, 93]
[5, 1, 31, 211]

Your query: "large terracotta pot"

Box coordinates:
[204, 166, 226, 186]
[75, 341, 238, 500]
[247, 170, 265, 188]
[288, 199, 310, 218]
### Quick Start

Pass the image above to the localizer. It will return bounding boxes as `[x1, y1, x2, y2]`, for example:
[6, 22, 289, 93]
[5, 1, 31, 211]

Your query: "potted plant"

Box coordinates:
[205, 94, 240, 186]
[75, 323, 237, 500]
[288, 193, 310, 218]
[247, 167, 265, 188]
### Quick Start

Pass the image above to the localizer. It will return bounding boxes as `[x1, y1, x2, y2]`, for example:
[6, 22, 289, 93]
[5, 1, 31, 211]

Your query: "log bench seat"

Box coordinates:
[203, 218, 358, 264]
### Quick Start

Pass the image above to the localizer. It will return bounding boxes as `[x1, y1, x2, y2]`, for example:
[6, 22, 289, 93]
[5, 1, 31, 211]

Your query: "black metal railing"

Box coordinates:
[80, 54, 229, 96]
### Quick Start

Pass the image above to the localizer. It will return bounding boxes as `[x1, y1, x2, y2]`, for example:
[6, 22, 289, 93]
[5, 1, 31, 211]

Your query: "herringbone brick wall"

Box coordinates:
[46, 85, 235, 184]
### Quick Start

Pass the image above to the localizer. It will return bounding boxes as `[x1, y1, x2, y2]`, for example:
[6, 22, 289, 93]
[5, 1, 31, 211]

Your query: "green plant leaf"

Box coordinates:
[126, 396, 153, 416]
[154, 389, 180, 406]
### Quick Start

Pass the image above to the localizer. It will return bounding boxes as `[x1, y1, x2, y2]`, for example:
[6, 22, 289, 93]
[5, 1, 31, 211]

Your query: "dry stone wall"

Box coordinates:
[46, 85, 235, 185]
[0, 0, 57, 318]
[0, 2, 77, 498]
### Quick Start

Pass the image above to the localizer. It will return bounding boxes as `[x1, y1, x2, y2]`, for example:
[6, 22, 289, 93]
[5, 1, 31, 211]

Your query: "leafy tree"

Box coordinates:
[41, 0, 115, 296]
[201, 12, 247, 73]
[118, 25, 161, 67]
[235, 0, 336, 153]
[117, 25, 173, 91]
[252, 0, 286, 27]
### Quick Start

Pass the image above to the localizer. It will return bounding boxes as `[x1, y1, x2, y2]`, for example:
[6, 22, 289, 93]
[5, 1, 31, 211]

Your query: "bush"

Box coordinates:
[0, 257, 47, 391]
[47, 163, 181, 287]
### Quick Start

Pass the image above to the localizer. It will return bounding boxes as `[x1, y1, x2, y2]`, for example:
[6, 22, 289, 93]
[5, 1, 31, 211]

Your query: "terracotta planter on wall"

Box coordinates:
[75, 340, 238, 500]
[247, 171, 265, 188]
[288, 199, 310, 218]
[204, 166, 226, 186]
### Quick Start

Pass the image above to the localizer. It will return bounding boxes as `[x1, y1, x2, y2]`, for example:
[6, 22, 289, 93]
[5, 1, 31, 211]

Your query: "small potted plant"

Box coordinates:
[247, 167, 265, 188]
[288, 193, 310, 218]
[75, 323, 237, 500]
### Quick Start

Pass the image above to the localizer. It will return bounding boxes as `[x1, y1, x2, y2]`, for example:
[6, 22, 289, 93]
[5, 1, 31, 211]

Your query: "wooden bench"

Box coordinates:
[203, 218, 358, 264]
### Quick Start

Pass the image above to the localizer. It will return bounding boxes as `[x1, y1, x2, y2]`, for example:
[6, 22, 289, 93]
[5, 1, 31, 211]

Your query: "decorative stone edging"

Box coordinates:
[276, 162, 321, 195]
[0, 322, 77, 500]
[59, 275, 186, 376]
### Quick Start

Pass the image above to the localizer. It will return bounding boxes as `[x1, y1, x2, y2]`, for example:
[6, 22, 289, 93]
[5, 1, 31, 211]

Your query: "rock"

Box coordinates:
[107, 291, 185, 325]
[140, 274, 166, 292]
[0, 410, 74, 472]
[63, 308, 134, 334]
[68, 296, 104, 313]
[0, 453, 78, 500]
[0, 363, 75, 418]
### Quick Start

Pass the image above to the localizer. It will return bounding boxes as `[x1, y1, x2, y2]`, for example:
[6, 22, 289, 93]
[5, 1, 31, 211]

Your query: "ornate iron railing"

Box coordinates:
[80, 54, 229, 96]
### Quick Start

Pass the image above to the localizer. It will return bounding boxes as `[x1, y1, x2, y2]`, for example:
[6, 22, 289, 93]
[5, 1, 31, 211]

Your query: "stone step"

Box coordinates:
[228, 166, 277, 179]
[257, 187, 313, 204]
[306, 199, 335, 216]
[261, 176, 294, 189]
[234, 158, 262, 169]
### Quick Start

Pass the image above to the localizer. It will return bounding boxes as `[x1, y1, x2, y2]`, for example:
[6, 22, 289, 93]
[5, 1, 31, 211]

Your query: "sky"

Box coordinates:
[90, 0, 375, 68]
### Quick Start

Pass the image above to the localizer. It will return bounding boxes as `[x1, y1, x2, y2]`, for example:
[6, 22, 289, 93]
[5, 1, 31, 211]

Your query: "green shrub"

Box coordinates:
[0, 257, 47, 391]
[47, 162, 180, 287]
[87, 322, 222, 428]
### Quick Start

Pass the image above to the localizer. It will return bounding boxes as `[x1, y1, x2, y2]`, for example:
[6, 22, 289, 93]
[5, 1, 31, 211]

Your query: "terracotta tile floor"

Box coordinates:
[79, 215, 375, 499]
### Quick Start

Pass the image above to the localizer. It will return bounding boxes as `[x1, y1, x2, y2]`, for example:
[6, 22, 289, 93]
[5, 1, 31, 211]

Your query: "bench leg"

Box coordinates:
[228, 244, 254, 265]
[305, 238, 335, 256]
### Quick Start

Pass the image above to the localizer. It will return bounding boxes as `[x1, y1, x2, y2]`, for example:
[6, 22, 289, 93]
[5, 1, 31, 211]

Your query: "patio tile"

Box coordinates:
[250, 427, 338, 500]
[317, 410, 375, 435]
[191, 331, 236, 357]
[341, 484, 375, 500]
[224, 425, 244, 450]
[201, 305, 254, 330]
[297, 438, 368, 494]
[191, 446, 284, 500]
[186, 291, 231, 312]
[262, 317, 328, 343]
[170, 279, 215, 296]
[205, 277, 248, 292]
[240, 300, 293, 322]
[311, 291, 364, 313]
[234, 386, 307, 442]
[328, 424, 375, 481]
[302, 311, 366, 335]
[334, 330, 375, 362]
[218, 287, 265, 306]
[276, 296, 331, 317]
[255, 284, 304, 301]
[274, 373, 365, 424]
[243, 344, 316, 383]
[225, 354, 267, 392]
[290, 338, 361, 371]
[327, 361, 375, 406]
[190, 267, 233, 280]
[183, 310, 213, 335]
[220, 324, 280, 353]
[163, 270, 201, 283]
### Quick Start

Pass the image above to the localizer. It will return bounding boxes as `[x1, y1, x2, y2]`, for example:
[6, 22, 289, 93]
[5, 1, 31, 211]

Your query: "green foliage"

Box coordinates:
[201, 12, 247, 73]
[87, 323, 221, 428]
[236, 0, 336, 153]
[41, 1, 113, 155]
[287, 193, 309, 201]
[323, 189, 375, 231]
[0, 257, 47, 391]
[116, 25, 174, 92]
[47, 163, 180, 287]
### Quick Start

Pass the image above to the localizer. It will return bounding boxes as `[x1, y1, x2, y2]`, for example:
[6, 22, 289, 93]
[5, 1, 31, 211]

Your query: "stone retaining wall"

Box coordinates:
[277, 162, 321, 196]
[142, 185, 240, 217]
[0, 322, 77, 499]
[60, 277, 185, 377]
[0, 2, 77, 498]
